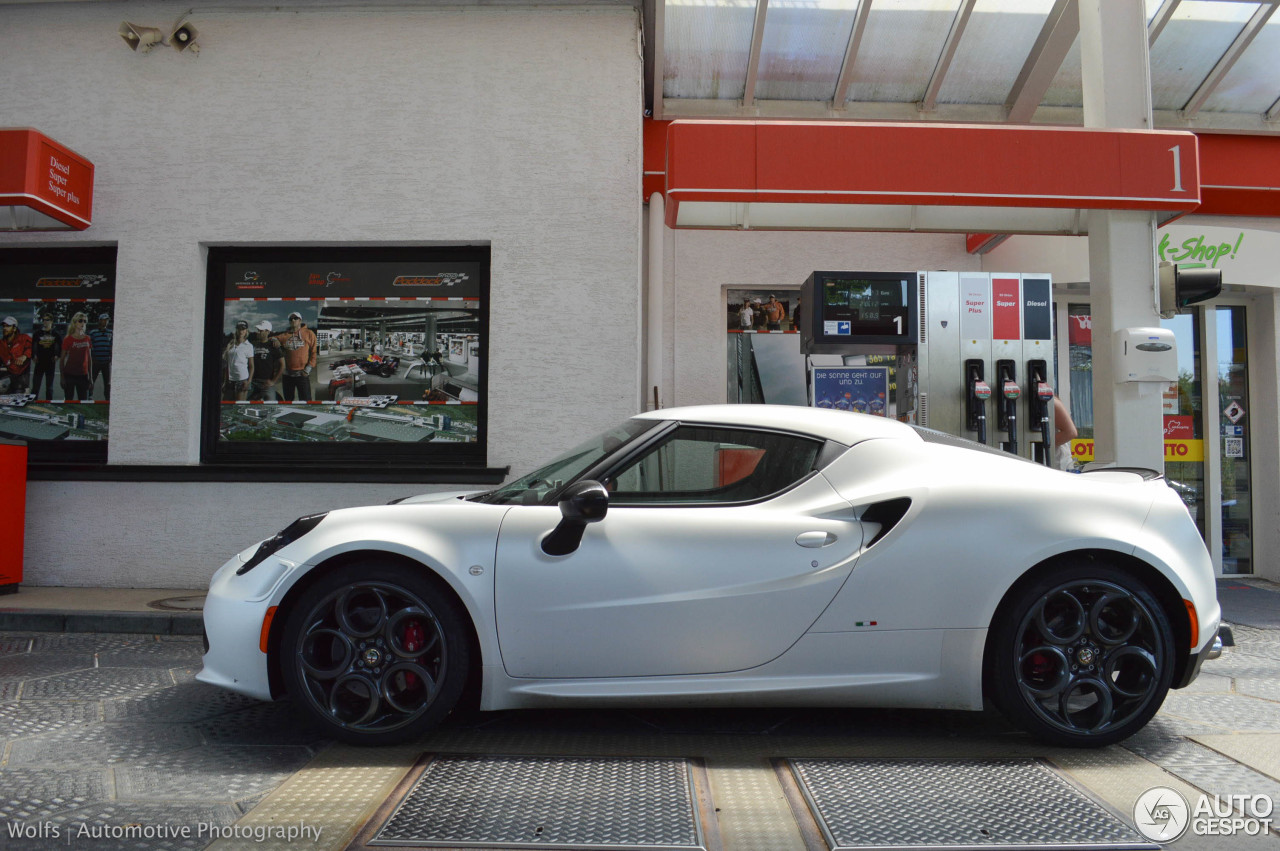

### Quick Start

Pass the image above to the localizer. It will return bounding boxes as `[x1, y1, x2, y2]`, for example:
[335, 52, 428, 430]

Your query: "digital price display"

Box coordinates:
[800, 271, 917, 352]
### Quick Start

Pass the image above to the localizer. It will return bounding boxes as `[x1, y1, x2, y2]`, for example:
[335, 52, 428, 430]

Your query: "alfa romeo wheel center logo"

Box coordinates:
[1135, 786, 1190, 842]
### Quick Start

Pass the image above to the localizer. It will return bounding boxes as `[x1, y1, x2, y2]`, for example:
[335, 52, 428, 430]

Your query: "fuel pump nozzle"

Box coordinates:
[1002, 379, 1020, 454]
[996, 360, 1019, 455]
[965, 360, 991, 445]
[1027, 359, 1053, 466]
[1035, 381, 1055, 465]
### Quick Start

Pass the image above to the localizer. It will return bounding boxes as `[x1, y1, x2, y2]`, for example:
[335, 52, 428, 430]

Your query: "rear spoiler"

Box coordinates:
[1079, 464, 1162, 481]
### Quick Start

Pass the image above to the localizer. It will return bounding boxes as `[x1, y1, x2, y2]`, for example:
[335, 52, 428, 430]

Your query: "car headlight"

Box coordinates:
[236, 513, 328, 575]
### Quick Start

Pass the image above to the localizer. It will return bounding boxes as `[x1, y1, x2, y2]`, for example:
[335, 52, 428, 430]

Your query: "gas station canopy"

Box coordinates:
[0, 128, 94, 231]
[662, 121, 1202, 232]
[650, 0, 1280, 132]
[644, 0, 1280, 232]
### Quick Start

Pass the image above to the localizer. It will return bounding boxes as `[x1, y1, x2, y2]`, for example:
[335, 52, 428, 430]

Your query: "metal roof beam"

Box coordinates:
[648, 0, 664, 119]
[659, 97, 1280, 134]
[831, 0, 873, 110]
[1146, 0, 1180, 46]
[1005, 0, 1079, 124]
[1182, 1, 1277, 118]
[742, 0, 769, 108]
[1267, 93, 1280, 123]
[921, 0, 977, 113]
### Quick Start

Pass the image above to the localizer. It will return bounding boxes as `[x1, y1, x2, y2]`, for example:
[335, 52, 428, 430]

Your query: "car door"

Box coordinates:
[494, 424, 868, 679]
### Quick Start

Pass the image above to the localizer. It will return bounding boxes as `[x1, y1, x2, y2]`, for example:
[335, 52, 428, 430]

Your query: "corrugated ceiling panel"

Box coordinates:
[934, 0, 1055, 105]
[1149, 1, 1258, 111]
[844, 0, 962, 104]
[1199, 16, 1280, 113]
[664, 0, 759, 100]
[754, 0, 862, 102]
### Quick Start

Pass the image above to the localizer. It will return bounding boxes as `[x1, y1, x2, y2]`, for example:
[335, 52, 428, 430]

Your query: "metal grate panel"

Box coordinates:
[370, 754, 708, 850]
[782, 758, 1155, 850]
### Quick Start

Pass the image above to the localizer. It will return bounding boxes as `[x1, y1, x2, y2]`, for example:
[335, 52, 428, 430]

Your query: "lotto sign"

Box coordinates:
[1070, 439, 1203, 463]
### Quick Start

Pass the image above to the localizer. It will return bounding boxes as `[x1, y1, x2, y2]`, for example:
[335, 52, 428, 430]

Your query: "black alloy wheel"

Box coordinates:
[280, 563, 470, 745]
[991, 564, 1175, 747]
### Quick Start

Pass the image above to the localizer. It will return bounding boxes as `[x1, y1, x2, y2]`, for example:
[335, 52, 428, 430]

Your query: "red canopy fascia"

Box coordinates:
[658, 120, 1201, 229]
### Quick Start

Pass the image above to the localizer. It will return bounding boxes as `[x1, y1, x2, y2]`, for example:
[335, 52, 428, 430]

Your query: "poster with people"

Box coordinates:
[726, 287, 806, 406]
[0, 249, 115, 449]
[210, 253, 486, 452]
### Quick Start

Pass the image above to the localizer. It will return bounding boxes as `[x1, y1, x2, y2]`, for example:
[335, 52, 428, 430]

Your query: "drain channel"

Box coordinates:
[778, 758, 1156, 850]
[357, 754, 714, 850]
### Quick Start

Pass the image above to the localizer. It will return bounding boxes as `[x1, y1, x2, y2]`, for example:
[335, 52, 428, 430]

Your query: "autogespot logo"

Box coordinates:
[1135, 787, 1190, 842]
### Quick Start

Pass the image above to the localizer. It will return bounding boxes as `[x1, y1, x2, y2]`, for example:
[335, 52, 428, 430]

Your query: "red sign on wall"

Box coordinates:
[991, 277, 1021, 340]
[1068, 313, 1092, 345]
[0, 129, 94, 230]
[1164, 416, 1194, 439]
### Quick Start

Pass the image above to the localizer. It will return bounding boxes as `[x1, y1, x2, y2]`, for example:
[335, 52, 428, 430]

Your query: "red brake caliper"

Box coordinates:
[400, 619, 424, 690]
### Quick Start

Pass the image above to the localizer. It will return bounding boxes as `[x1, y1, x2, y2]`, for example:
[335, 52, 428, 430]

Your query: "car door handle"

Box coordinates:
[795, 531, 836, 548]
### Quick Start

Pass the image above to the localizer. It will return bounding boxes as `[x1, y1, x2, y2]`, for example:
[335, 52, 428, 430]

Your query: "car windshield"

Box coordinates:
[470, 418, 659, 505]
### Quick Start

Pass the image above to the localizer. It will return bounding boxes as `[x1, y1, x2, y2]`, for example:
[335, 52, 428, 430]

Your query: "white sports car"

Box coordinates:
[199, 405, 1222, 747]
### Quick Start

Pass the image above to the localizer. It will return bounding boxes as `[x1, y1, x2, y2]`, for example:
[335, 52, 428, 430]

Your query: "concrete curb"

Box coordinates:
[0, 608, 202, 634]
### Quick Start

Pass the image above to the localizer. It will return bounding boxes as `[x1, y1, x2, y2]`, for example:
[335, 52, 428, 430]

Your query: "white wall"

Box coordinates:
[2, 1, 641, 587]
[663, 228, 979, 406]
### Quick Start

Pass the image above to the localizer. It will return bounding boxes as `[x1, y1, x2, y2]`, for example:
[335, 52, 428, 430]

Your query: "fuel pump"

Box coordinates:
[996, 360, 1019, 455]
[1027, 359, 1054, 466]
[965, 359, 991, 445]
[800, 270, 1053, 463]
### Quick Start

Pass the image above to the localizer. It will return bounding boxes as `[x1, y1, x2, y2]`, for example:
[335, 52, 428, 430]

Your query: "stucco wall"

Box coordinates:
[2, 1, 641, 587]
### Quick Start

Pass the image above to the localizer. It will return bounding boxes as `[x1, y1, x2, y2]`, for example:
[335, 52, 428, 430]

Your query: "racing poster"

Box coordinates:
[0, 247, 115, 450]
[726, 287, 806, 405]
[209, 250, 486, 452]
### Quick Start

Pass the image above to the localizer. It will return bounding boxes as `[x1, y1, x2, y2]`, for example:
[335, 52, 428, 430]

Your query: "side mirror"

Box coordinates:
[541, 480, 608, 556]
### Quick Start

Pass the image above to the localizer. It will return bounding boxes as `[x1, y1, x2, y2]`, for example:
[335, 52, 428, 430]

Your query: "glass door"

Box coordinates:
[1216, 306, 1253, 574]
[1161, 312, 1207, 542]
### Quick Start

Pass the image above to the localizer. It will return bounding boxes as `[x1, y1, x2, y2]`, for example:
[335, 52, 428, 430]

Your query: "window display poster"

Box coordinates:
[812, 366, 890, 415]
[726, 288, 807, 406]
[211, 252, 485, 450]
[0, 249, 115, 447]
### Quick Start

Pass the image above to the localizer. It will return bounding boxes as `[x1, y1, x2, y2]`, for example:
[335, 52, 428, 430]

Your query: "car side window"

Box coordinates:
[603, 426, 823, 505]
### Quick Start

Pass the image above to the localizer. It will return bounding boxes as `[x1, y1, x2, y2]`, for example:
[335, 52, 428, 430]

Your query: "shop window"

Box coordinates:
[726, 288, 805, 405]
[201, 246, 489, 471]
[0, 246, 116, 465]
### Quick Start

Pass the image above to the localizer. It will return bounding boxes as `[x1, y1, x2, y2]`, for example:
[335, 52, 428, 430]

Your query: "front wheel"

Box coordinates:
[990, 565, 1175, 747]
[280, 562, 470, 745]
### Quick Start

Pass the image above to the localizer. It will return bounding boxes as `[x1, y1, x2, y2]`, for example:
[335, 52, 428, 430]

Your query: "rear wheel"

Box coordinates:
[990, 564, 1174, 747]
[280, 562, 470, 745]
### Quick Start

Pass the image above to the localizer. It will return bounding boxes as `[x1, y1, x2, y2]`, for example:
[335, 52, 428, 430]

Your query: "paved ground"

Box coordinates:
[0, 581, 1277, 850]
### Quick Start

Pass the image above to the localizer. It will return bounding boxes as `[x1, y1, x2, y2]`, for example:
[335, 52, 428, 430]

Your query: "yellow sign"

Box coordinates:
[1070, 439, 1204, 463]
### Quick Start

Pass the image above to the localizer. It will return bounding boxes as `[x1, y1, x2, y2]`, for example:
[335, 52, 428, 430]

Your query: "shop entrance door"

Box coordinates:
[1215, 306, 1252, 574]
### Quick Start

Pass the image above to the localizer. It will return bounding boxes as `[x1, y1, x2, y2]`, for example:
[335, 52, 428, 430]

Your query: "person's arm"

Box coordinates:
[12, 335, 30, 368]
[307, 331, 318, 371]
[1053, 397, 1078, 445]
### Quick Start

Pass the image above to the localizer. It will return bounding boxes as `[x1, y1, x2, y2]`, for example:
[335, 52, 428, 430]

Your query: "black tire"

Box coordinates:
[280, 561, 471, 745]
[989, 563, 1175, 748]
